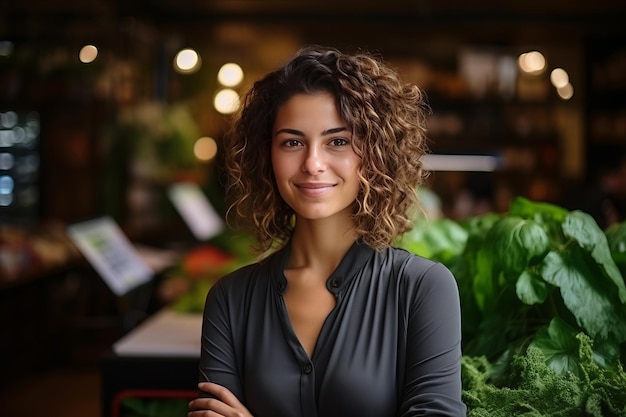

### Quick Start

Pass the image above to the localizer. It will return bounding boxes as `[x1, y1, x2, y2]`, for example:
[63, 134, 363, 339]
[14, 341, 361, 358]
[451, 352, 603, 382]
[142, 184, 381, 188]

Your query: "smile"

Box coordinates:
[295, 183, 336, 196]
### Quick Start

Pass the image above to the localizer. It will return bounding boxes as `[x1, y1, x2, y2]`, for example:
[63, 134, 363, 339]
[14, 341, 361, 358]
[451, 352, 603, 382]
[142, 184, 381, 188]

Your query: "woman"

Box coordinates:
[188, 45, 466, 416]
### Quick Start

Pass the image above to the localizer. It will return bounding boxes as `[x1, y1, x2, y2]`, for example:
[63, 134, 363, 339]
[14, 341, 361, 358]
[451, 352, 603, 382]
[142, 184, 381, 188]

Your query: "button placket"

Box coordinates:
[303, 363, 313, 374]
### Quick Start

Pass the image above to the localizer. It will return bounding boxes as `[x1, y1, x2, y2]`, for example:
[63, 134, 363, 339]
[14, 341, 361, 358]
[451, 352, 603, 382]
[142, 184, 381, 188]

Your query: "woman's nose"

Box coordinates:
[302, 146, 326, 174]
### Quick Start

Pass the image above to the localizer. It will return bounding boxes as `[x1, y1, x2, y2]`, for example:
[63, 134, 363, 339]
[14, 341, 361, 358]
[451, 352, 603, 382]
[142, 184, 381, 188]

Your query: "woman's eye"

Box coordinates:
[330, 138, 349, 146]
[284, 139, 302, 147]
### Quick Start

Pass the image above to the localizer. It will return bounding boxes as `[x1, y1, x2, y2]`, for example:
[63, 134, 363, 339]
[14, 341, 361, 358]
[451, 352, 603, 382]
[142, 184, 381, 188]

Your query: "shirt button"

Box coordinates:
[303, 364, 313, 374]
[330, 278, 340, 288]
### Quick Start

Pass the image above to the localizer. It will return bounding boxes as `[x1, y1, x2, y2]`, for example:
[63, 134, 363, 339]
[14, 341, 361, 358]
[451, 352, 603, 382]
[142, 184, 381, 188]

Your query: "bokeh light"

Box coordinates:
[0, 111, 18, 128]
[0, 153, 15, 170]
[518, 51, 546, 75]
[0, 175, 15, 194]
[217, 63, 244, 87]
[550, 68, 569, 88]
[79, 45, 98, 63]
[194, 137, 218, 162]
[174, 48, 201, 74]
[214, 89, 240, 114]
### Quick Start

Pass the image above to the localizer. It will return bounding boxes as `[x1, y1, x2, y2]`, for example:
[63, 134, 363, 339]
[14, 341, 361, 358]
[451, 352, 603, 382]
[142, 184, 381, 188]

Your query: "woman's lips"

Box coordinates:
[295, 182, 336, 197]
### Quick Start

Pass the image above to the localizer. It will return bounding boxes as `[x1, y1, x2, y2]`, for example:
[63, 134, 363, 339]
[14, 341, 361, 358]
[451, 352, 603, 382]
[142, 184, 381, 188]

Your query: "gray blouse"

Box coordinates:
[199, 241, 466, 416]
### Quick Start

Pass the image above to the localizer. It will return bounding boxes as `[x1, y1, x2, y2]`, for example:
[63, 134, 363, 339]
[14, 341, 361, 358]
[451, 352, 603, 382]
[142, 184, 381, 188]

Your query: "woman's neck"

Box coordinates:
[287, 215, 358, 277]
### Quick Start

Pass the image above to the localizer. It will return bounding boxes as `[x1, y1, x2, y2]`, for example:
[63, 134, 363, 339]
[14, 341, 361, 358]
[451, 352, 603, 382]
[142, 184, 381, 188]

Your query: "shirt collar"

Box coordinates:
[271, 240, 375, 294]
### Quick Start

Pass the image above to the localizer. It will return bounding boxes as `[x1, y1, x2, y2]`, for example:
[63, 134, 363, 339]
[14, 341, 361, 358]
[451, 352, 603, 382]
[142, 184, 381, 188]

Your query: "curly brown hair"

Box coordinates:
[223, 45, 430, 253]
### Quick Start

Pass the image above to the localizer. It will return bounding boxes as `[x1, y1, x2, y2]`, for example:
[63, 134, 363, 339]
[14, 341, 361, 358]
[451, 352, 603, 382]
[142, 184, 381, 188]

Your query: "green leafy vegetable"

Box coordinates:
[436, 198, 625, 360]
[562, 211, 626, 304]
[398, 197, 626, 413]
[462, 333, 626, 417]
[606, 221, 626, 280]
[397, 217, 468, 266]
[539, 249, 626, 343]
[530, 318, 581, 376]
[516, 270, 548, 305]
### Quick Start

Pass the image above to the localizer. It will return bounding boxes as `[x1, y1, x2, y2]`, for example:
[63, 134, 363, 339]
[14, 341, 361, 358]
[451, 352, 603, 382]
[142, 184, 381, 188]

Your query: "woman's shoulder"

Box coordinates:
[384, 245, 438, 268]
[205, 262, 267, 311]
[219, 261, 259, 282]
[383, 246, 456, 285]
[216, 259, 264, 287]
[213, 249, 280, 292]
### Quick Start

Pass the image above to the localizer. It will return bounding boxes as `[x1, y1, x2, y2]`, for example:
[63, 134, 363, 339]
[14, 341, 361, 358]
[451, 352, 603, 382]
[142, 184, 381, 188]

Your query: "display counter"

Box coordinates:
[101, 308, 202, 417]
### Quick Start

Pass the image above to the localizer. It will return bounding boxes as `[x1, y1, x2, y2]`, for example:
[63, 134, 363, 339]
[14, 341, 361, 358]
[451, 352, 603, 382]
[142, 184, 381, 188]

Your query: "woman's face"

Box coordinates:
[271, 92, 361, 222]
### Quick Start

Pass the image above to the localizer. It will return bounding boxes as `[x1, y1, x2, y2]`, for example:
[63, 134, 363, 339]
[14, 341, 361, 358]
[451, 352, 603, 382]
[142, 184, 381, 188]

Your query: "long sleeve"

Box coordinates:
[198, 279, 244, 400]
[399, 262, 466, 416]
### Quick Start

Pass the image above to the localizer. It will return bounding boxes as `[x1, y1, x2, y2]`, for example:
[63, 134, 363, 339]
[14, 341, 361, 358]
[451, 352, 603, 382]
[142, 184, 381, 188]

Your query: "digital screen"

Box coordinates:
[167, 182, 225, 241]
[67, 217, 153, 296]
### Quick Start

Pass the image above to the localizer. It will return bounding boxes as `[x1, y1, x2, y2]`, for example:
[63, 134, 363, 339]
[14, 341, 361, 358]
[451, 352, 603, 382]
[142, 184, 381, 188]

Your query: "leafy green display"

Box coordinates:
[462, 330, 626, 417]
[400, 197, 626, 363]
[398, 197, 626, 415]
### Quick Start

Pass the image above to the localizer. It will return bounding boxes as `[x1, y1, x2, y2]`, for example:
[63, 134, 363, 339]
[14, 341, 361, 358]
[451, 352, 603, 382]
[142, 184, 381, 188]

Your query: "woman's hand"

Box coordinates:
[188, 382, 253, 417]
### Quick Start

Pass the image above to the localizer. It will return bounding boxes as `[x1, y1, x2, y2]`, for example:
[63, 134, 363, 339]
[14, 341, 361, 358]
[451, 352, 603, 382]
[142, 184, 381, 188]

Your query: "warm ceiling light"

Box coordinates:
[217, 63, 244, 87]
[214, 89, 240, 114]
[550, 68, 569, 88]
[79, 45, 98, 63]
[174, 48, 201, 74]
[518, 51, 546, 75]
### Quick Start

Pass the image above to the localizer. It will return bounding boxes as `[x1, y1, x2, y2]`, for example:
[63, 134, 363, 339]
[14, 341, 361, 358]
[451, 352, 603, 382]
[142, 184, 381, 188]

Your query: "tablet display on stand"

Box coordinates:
[67, 217, 154, 296]
[166, 182, 225, 242]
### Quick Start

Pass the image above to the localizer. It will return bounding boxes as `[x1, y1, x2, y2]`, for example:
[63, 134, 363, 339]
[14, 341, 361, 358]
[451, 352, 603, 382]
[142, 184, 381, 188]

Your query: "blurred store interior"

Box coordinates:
[1, 0, 626, 415]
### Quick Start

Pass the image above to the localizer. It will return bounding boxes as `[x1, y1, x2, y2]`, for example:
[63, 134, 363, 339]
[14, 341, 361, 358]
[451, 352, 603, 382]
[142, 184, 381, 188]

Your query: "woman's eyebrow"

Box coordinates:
[274, 127, 348, 137]
[321, 127, 348, 136]
[274, 128, 303, 136]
